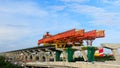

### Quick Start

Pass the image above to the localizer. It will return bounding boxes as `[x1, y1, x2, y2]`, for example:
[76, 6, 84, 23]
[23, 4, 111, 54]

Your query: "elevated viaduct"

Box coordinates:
[1, 29, 120, 68]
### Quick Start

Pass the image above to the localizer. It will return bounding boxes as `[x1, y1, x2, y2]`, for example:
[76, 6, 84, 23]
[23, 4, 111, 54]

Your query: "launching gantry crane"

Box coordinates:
[38, 29, 104, 62]
[38, 29, 105, 48]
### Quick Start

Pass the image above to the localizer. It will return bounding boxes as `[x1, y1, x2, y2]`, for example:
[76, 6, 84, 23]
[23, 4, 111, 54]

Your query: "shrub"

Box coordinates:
[0, 56, 22, 68]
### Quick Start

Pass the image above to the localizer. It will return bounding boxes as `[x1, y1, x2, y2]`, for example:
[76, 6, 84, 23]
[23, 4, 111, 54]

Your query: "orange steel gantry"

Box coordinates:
[38, 29, 104, 48]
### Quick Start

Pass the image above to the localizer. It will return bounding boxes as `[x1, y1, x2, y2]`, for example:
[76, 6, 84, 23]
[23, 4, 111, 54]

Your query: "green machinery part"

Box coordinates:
[55, 50, 62, 61]
[87, 46, 95, 62]
[66, 47, 74, 62]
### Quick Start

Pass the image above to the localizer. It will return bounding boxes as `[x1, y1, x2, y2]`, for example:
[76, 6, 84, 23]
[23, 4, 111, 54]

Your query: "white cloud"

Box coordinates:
[0, 1, 49, 45]
[67, 4, 120, 26]
[0, 26, 30, 42]
[61, 0, 89, 3]
[0, 1, 48, 17]
[69, 4, 105, 14]
[49, 6, 66, 11]
[89, 12, 120, 26]
[101, 0, 120, 6]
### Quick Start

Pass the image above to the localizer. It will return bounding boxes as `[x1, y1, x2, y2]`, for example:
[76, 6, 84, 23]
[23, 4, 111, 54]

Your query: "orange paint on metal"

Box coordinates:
[75, 29, 84, 37]
[38, 29, 105, 45]
[53, 29, 75, 40]
[84, 30, 96, 37]
[96, 30, 105, 38]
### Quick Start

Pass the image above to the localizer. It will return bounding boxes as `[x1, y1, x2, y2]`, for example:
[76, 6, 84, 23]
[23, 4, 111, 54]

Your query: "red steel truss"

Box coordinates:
[38, 29, 104, 45]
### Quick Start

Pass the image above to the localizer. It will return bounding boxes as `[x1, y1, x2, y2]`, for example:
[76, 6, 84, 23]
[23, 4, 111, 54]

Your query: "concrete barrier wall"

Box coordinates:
[26, 62, 120, 68]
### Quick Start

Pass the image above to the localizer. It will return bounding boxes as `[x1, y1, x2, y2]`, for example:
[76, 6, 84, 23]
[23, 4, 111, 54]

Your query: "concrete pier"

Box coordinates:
[2, 43, 120, 68]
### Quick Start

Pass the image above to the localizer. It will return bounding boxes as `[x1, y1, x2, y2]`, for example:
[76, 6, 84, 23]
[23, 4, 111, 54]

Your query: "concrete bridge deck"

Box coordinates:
[1, 43, 120, 68]
[25, 62, 120, 68]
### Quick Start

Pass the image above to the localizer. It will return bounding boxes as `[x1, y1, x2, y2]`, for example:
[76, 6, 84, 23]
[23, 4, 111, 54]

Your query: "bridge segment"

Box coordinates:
[1, 43, 120, 68]
[102, 43, 120, 62]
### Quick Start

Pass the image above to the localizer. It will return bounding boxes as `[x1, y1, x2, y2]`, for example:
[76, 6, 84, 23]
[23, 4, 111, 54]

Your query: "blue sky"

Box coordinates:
[0, 0, 120, 53]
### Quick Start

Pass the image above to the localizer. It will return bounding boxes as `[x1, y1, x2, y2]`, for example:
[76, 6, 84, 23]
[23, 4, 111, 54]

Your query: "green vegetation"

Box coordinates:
[0, 56, 22, 68]
[95, 54, 115, 61]
[74, 54, 115, 62]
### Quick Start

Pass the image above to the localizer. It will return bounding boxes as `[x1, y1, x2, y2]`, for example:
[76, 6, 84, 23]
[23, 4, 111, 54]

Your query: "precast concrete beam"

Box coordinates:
[101, 43, 120, 49]
[112, 49, 120, 61]
[101, 43, 120, 62]
[37, 49, 45, 52]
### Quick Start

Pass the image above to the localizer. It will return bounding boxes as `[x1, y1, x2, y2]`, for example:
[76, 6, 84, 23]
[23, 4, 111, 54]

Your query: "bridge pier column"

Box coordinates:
[11, 52, 16, 62]
[39, 55, 43, 61]
[23, 55, 26, 61]
[38, 50, 50, 62]
[16, 54, 19, 61]
[81, 50, 88, 61]
[45, 49, 56, 62]
[19, 53, 23, 61]
[26, 51, 32, 62]
[46, 56, 50, 62]
[11, 53, 15, 61]
[45, 52, 49, 62]
[27, 55, 31, 61]
[63, 49, 68, 62]
[32, 55, 36, 61]
[37, 50, 45, 62]
[13, 52, 17, 61]
[66, 47, 74, 62]
[17, 51, 21, 60]
[51, 51, 56, 62]
[38, 52, 47, 62]
[19, 52, 24, 61]
[15, 52, 20, 61]
[23, 52, 28, 62]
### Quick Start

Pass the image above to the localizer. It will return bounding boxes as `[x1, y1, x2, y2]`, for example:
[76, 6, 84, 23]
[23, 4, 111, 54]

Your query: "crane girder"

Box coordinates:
[38, 29, 105, 45]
